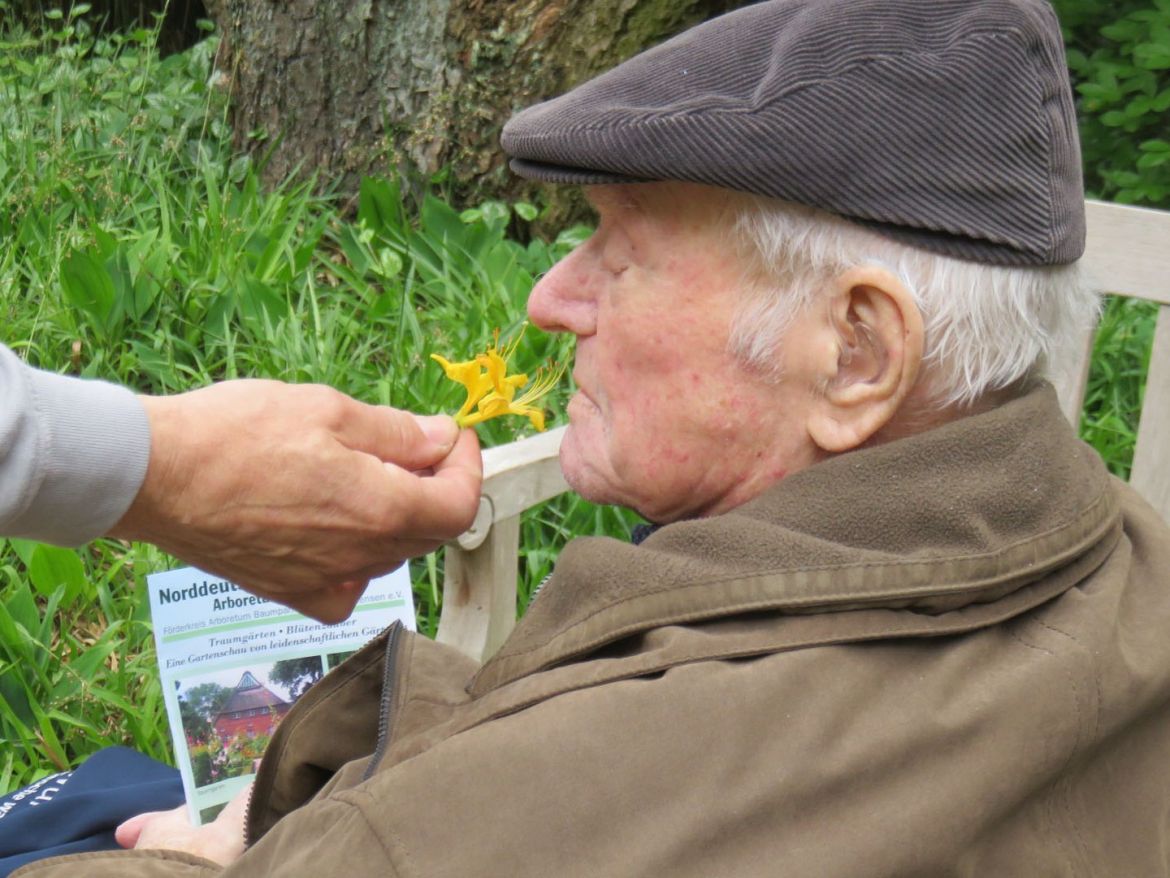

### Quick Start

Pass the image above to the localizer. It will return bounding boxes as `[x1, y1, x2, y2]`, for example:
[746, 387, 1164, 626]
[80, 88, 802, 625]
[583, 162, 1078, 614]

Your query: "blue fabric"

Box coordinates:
[0, 747, 183, 876]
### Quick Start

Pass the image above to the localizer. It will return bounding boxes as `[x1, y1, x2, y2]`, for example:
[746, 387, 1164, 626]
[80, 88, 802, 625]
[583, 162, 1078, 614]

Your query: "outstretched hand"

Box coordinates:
[109, 380, 482, 622]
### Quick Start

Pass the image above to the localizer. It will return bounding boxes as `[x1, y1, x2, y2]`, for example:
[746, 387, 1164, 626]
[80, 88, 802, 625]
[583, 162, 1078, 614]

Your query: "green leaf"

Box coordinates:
[357, 177, 404, 237]
[126, 234, 164, 320]
[513, 201, 539, 222]
[335, 225, 374, 279]
[1100, 20, 1142, 43]
[205, 290, 236, 331]
[60, 249, 116, 331]
[103, 245, 135, 329]
[58, 639, 116, 696]
[27, 544, 87, 607]
[237, 277, 287, 328]
[555, 224, 594, 251]
[477, 200, 510, 231]
[420, 194, 467, 248]
[1132, 104, 1155, 127]
[0, 672, 36, 731]
[6, 585, 42, 641]
[376, 248, 403, 279]
[1099, 109, 1127, 128]
[1134, 42, 1170, 70]
[5, 538, 38, 568]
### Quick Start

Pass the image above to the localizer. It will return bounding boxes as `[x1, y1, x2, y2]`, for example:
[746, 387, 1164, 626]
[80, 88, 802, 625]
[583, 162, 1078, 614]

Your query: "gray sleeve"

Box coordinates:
[0, 344, 152, 546]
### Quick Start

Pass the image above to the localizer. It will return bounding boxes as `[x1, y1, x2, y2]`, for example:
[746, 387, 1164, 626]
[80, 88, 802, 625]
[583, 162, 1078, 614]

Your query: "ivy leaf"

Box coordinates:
[1134, 42, 1170, 70]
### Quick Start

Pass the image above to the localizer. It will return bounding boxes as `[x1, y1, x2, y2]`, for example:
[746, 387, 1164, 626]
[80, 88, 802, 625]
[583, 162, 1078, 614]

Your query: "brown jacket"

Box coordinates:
[18, 386, 1170, 877]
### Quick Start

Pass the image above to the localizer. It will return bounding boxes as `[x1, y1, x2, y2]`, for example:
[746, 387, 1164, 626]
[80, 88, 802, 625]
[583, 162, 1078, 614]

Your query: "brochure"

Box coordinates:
[146, 565, 415, 824]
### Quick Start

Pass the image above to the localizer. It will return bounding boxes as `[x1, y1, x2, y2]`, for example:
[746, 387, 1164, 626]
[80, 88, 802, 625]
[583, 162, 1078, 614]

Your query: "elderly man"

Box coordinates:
[15, 0, 1170, 875]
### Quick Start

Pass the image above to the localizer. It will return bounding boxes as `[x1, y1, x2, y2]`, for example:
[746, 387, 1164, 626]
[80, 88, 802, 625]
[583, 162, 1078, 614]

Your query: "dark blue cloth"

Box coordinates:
[0, 747, 183, 876]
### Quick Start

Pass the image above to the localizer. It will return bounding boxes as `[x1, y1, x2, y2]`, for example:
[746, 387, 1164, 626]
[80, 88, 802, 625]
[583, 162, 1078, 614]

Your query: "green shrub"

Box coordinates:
[1055, 0, 1170, 208]
[1053, 0, 1166, 475]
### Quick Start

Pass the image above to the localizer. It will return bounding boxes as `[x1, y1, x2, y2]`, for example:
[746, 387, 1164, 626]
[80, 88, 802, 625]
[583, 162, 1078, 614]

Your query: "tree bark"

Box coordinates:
[205, 0, 746, 218]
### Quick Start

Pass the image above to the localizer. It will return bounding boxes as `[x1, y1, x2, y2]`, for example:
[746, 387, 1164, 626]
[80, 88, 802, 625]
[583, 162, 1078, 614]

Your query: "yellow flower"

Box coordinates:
[429, 353, 494, 420]
[430, 325, 563, 431]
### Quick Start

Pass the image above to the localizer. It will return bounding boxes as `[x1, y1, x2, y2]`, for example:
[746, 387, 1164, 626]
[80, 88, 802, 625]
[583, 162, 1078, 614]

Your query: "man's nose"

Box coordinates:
[526, 251, 598, 336]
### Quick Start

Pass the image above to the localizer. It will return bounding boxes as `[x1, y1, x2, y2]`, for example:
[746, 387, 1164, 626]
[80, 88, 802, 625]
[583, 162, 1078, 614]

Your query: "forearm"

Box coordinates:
[0, 344, 151, 545]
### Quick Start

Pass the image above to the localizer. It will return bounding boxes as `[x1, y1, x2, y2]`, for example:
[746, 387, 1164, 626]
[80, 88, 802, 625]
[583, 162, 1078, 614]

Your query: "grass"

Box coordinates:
[0, 14, 640, 788]
[0, 14, 1158, 790]
[1079, 294, 1159, 479]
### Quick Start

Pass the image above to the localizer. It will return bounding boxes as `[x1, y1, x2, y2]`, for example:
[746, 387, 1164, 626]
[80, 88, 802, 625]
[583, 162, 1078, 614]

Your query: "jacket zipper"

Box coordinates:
[243, 623, 404, 846]
[529, 571, 553, 604]
[363, 621, 405, 780]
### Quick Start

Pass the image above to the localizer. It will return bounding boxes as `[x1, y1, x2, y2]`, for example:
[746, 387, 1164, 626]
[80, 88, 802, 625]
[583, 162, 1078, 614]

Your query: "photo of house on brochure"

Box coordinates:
[147, 565, 415, 824]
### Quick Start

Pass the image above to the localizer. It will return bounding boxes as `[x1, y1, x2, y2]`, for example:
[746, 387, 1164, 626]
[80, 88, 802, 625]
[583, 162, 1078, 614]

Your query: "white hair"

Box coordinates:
[726, 197, 1099, 409]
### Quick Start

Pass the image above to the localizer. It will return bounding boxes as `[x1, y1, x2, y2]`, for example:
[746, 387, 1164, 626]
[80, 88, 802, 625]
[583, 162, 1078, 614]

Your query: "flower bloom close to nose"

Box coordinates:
[430, 326, 563, 432]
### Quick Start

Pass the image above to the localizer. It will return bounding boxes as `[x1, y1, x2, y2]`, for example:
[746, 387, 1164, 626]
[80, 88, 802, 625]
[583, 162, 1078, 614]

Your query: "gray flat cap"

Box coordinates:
[502, 0, 1085, 266]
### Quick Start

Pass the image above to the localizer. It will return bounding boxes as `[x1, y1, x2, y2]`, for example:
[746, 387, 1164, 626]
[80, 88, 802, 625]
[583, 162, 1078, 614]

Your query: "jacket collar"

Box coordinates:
[471, 384, 1118, 695]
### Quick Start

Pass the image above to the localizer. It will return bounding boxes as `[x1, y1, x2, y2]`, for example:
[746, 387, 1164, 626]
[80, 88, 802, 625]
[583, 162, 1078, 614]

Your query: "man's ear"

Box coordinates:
[806, 265, 925, 453]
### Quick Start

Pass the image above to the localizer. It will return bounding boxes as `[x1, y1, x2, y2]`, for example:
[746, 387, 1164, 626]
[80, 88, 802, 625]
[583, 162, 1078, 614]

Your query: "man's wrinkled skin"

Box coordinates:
[527, 182, 925, 524]
[109, 380, 483, 623]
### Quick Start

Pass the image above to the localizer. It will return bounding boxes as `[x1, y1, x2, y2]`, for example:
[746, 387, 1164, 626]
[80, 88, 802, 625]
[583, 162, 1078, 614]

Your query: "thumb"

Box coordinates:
[339, 404, 459, 470]
[116, 809, 170, 849]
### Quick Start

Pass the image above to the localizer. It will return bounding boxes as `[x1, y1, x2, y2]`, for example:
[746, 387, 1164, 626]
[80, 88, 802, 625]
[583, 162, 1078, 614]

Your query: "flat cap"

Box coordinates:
[502, 0, 1085, 266]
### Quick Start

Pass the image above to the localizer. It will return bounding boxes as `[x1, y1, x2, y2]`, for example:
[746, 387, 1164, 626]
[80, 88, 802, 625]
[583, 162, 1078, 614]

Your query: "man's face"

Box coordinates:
[526, 182, 824, 523]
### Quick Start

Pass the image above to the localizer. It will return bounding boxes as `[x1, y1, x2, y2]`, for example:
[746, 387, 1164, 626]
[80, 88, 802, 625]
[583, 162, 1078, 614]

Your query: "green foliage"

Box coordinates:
[0, 13, 637, 790]
[1055, 0, 1170, 207]
[1053, 0, 1165, 475]
[0, 537, 169, 789]
[178, 681, 231, 742]
[1079, 295, 1159, 479]
[269, 657, 323, 700]
[191, 729, 270, 786]
[189, 742, 212, 786]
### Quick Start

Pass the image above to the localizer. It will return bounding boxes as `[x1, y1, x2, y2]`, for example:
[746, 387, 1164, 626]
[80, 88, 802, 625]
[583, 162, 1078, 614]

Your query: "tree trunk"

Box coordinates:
[205, 0, 746, 218]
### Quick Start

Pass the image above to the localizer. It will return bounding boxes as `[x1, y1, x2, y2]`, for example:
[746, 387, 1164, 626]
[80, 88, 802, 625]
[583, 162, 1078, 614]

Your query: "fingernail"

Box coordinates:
[413, 414, 458, 448]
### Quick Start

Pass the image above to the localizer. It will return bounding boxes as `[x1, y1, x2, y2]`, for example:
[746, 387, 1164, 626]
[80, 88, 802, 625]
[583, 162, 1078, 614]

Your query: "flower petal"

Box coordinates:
[431, 353, 493, 419]
[431, 325, 561, 433]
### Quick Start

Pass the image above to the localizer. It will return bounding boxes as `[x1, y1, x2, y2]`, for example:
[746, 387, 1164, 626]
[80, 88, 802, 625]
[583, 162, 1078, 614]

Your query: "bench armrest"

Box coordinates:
[437, 427, 568, 661]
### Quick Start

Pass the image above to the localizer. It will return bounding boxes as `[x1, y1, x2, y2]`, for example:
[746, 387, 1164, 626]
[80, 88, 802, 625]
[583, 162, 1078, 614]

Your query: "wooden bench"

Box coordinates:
[438, 200, 1170, 663]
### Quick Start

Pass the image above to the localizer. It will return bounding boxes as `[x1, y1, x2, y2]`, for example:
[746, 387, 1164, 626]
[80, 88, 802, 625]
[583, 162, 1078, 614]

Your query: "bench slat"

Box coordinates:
[479, 427, 568, 523]
[1050, 327, 1096, 425]
[437, 515, 522, 661]
[1130, 304, 1170, 524]
[439, 428, 567, 661]
[1084, 201, 1170, 305]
